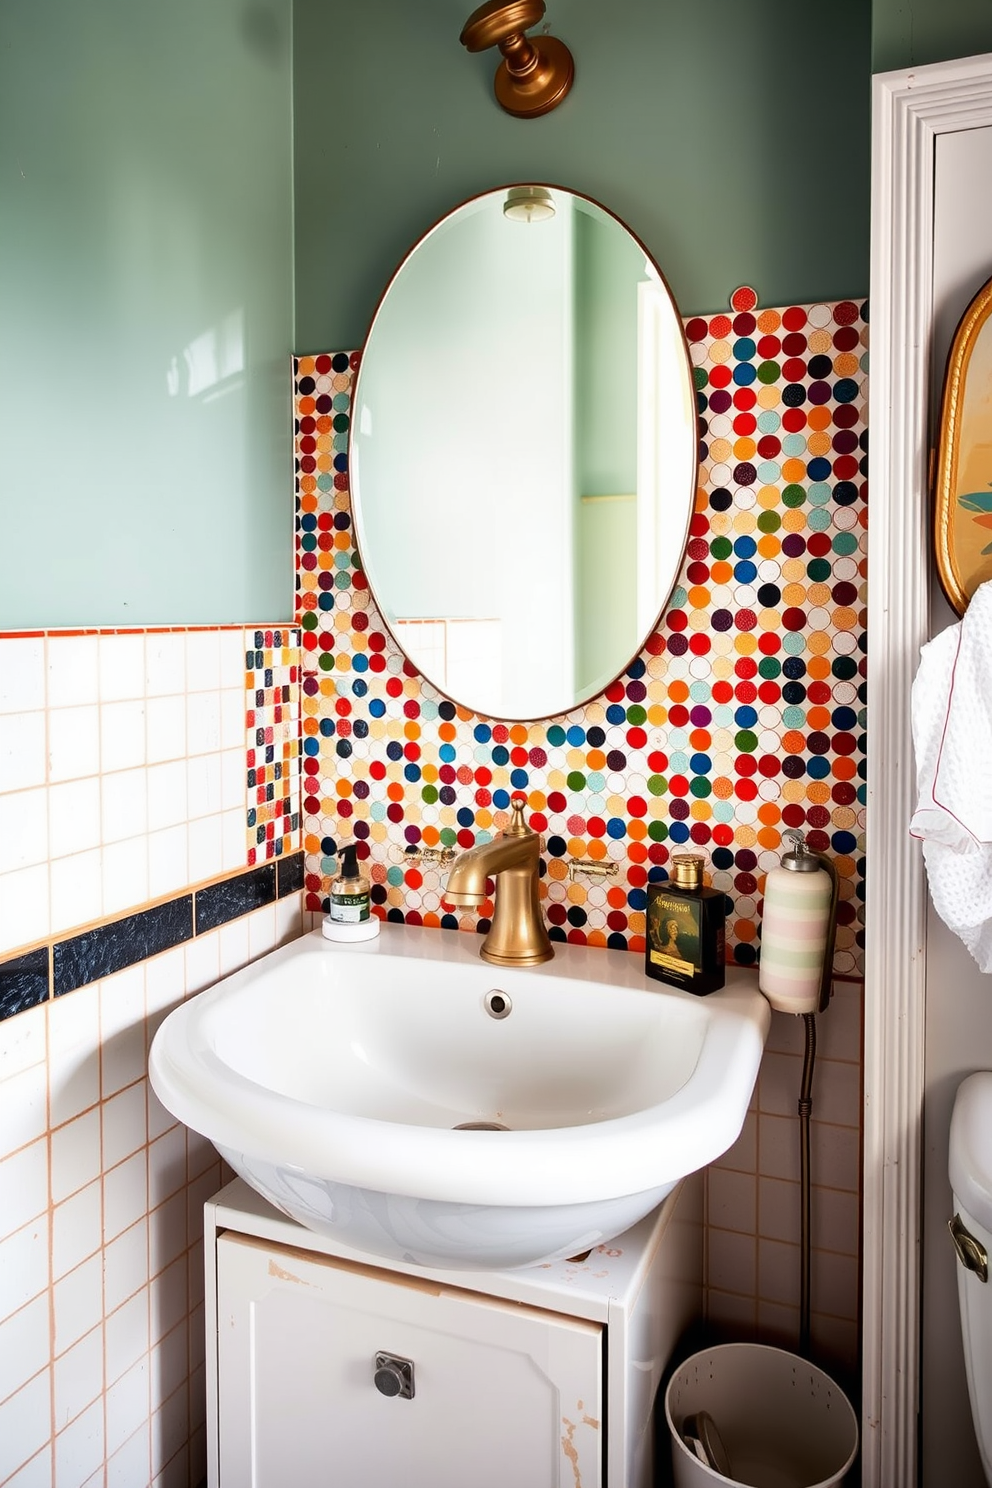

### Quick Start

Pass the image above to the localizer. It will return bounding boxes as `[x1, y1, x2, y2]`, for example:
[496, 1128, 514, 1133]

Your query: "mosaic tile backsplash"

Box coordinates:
[293, 297, 867, 980]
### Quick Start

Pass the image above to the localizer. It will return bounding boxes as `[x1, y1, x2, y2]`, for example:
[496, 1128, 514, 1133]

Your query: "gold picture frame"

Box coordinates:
[934, 272, 992, 615]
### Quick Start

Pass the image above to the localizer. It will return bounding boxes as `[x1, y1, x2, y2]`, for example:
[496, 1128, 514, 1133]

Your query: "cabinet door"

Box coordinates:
[216, 1233, 602, 1488]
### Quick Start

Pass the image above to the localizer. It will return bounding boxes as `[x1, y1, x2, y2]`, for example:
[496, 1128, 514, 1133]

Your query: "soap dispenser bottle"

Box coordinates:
[758, 830, 838, 1014]
[323, 843, 379, 943]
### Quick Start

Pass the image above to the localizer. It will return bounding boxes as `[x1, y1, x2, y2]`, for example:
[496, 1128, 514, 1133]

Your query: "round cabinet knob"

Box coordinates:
[373, 1352, 415, 1399]
[374, 1364, 403, 1396]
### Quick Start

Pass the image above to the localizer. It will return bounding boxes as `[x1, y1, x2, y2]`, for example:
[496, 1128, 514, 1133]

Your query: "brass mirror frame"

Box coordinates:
[348, 182, 699, 724]
[933, 271, 992, 615]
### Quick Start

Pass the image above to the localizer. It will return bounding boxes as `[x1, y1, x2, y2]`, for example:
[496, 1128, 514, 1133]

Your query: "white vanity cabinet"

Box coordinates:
[205, 1175, 702, 1488]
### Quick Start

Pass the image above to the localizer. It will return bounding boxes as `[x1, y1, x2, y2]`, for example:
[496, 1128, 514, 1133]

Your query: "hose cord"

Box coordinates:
[799, 1011, 817, 1357]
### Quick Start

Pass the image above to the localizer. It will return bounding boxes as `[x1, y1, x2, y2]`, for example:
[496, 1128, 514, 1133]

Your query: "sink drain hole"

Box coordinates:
[453, 1121, 511, 1132]
[484, 989, 512, 1019]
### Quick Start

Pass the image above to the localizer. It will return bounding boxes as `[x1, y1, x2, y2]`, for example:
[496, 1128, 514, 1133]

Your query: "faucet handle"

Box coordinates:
[506, 797, 532, 837]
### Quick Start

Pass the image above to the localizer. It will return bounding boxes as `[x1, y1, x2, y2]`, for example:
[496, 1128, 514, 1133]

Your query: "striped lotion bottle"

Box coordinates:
[758, 831, 834, 1015]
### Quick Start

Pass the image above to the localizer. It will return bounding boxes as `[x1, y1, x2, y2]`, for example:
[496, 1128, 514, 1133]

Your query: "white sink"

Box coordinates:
[149, 923, 769, 1269]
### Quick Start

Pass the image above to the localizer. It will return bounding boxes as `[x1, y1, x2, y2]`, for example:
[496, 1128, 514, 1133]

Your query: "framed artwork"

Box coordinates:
[934, 272, 992, 614]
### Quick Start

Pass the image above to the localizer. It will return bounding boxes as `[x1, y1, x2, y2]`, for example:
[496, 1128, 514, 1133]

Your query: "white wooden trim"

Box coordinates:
[865, 52, 992, 1488]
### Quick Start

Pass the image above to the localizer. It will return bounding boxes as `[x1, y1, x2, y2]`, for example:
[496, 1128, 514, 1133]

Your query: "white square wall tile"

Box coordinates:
[146, 695, 187, 766]
[0, 636, 45, 714]
[104, 1149, 149, 1242]
[0, 710, 47, 791]
[221, 807, 247, 873]
[48, 704, 100, 783]
[47, 635, 99, 710]
[147, 761, 188, 832]
[247, 904, 277, 962]
[221, 628, 247, 683]
[183, 932, 219, 998]
[186, 690, 221, 757]
[188, 814, 223, 884]
[149, 1125, 186, 1209]
[102, 837, 149, 919]
[99, 634, 146, 704]
[0, 1293, 50, 1407]
[101, 700, 147, 774]
[101, 767, 148, 845]
[0, 1138, 49, 1241]
[186, 754, 221, 820]
[54, 1323, 104, 1432]
[48, 777, 101, 860]
[185, 631, 221, 693]
[0, 993, 46, 1080]
[105, 1286, 149, 1386]
[108, 1420, 151, 1488]
[52, 1179, 103, 1280]
[0, 1060, 48, 1160]
[0, 863, 49, 952]
[144, 945, 186, 1019]
[221, 688, 246, 751]
[51, 1106, 103, 1204]
[48, 984, 101, 1127]
[49, 847, 103, 937]
[54, 1395, 104, 1488]
[106, 1356, 150, 1457]
[220, 748, 245, 811]
[102, 1081, 148, 1170]
[0, 1213, 50, 1322]
[0, 787, 48, 872]
[104, 1217, 149, 1319]
[0, 1367, 52, 1484]
[145, 634, 186, 699]
[100, 966, 147, 1097]
[147, 825, 189, 901]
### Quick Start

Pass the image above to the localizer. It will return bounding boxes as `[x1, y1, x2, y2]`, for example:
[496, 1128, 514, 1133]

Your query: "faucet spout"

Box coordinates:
[444, 800, 553, 966]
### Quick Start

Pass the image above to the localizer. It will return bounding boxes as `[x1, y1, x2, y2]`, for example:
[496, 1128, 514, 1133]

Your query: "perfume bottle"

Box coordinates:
[645, 853, 726, 995]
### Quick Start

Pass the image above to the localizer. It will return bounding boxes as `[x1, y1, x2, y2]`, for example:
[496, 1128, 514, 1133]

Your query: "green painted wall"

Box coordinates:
[0, 0, 294, 628]
[293, 0, 871, 353]
[873, 0, 992, 74]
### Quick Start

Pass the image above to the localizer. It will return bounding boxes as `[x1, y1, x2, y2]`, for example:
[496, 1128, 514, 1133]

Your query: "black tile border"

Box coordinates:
[54, 898, 194, 997]
[0, 851, 305, 1020]
[195, 865, 276, 936]
[0, 946, 50, 1021]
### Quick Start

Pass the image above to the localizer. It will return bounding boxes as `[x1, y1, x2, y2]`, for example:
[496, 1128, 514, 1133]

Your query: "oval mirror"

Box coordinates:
[350, 184, 697, 721]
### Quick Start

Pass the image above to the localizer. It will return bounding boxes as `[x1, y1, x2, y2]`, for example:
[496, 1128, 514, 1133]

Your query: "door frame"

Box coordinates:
[865, 50, 992, 1488]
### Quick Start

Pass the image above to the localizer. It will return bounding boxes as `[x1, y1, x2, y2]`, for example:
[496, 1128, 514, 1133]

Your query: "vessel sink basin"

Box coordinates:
[149, 923, 769, 1269]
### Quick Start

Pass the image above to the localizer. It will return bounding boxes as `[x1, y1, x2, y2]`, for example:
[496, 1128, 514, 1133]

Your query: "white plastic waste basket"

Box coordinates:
[665, 1344, 858, 1488]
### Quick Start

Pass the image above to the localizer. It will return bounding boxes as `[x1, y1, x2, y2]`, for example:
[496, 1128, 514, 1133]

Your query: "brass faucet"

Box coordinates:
[443, 800, 553, 966]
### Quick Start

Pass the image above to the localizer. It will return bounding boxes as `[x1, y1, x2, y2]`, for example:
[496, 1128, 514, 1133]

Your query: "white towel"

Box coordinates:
[910, 579, 992, 972]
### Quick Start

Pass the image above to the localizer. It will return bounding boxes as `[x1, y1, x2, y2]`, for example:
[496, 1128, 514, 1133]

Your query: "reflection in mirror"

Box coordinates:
[351, 186, 696, 720]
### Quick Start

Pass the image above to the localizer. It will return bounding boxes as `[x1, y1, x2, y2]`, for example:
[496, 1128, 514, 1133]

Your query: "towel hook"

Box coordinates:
[460, 1, 574, 118]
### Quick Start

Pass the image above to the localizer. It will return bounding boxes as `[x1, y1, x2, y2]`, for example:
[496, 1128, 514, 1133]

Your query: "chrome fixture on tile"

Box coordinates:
[568, 858, 619, 883]
[460, 0, 573, 118]
[443, 799, 553, 965]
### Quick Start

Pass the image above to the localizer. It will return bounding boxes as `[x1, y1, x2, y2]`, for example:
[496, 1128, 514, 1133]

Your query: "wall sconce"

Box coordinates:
[460, 0, 574, 119]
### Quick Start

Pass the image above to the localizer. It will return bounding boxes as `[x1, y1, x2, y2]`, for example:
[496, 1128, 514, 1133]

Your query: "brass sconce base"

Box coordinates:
[461, 1, 574, 119]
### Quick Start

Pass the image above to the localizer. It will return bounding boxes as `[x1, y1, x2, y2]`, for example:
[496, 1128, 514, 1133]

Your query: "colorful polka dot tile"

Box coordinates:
[244, 626, 302, 865]
[292, 303, 867, 978]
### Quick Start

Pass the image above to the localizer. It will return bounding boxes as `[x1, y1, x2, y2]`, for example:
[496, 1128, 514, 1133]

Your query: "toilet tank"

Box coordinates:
[949, 1071, 992, 1488]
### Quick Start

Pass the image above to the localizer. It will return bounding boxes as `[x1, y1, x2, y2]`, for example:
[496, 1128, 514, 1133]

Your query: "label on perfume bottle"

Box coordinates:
[647, 893, 703, 976]
[329, 891, 369, 923]
[645, 881, 725, 994]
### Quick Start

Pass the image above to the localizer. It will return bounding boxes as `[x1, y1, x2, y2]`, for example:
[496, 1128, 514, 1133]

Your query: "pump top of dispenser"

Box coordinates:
[779, 829, 822, 873]
[670, 854, 704, 890]
[338, 843, 360, 880]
